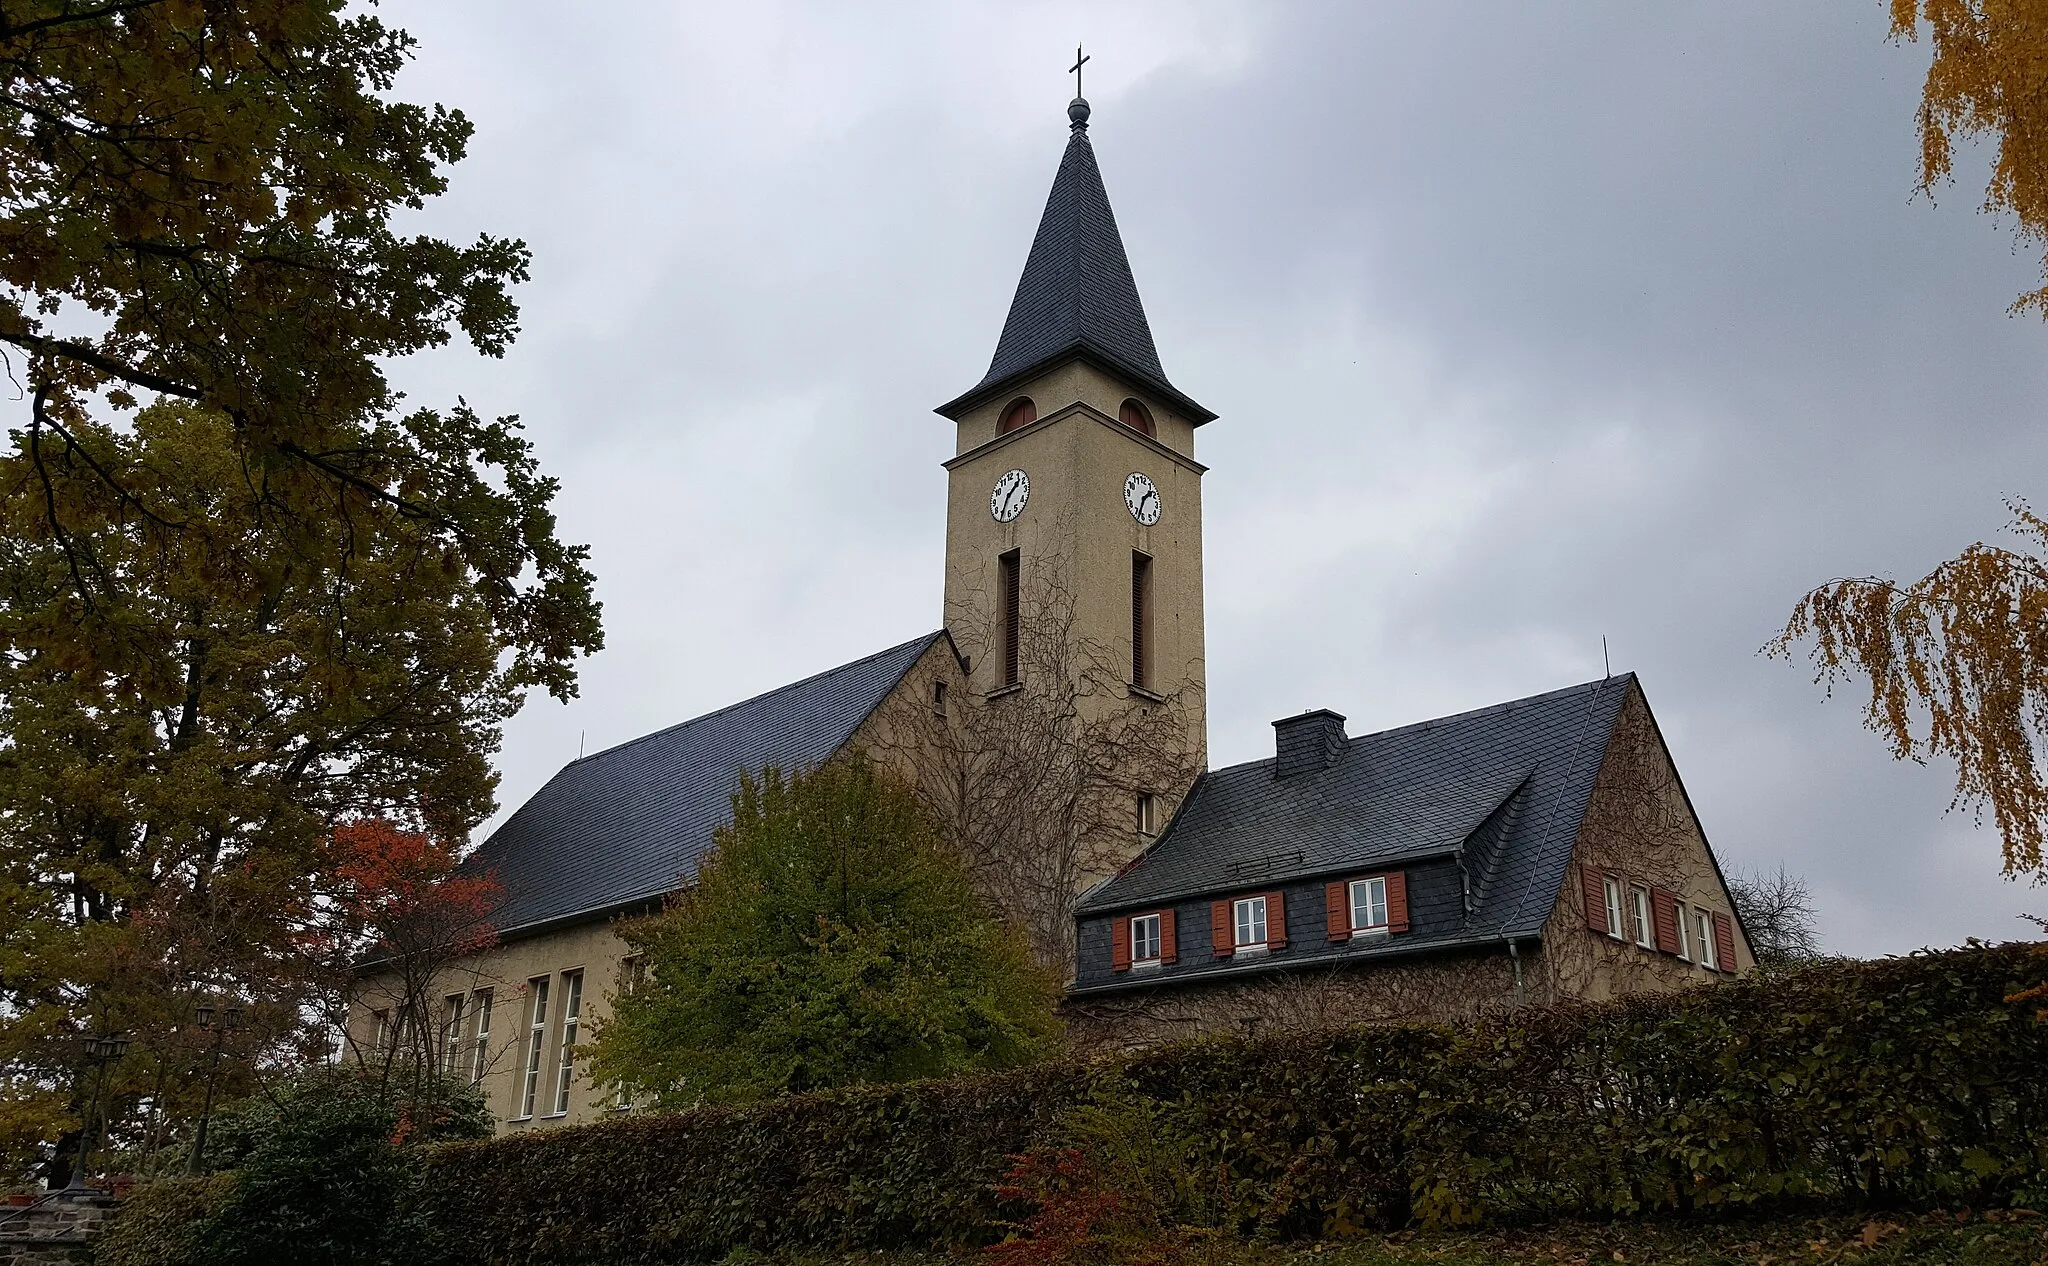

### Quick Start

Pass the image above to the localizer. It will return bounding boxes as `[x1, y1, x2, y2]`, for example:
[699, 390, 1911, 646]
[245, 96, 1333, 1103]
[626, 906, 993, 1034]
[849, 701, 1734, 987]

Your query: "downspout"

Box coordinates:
[1508, 939, 1527, 1007]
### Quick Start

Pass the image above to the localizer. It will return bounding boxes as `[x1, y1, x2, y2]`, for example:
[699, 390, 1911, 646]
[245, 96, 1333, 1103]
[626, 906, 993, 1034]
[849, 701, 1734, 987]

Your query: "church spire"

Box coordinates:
[937, 96, 1212, 422]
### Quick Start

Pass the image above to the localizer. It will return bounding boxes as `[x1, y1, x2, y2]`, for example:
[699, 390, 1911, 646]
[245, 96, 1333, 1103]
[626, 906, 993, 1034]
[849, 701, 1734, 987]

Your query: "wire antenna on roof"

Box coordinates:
[1602, 636, 1610, 679]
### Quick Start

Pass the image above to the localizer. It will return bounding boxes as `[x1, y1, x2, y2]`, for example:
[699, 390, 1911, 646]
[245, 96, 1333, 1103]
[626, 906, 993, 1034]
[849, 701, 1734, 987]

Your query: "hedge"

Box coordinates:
[409, 943, 2048, 1263]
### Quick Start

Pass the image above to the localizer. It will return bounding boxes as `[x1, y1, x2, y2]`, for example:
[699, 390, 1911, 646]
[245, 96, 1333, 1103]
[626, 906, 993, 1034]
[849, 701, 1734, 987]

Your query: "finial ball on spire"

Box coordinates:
[1068, 96, 1091, 129]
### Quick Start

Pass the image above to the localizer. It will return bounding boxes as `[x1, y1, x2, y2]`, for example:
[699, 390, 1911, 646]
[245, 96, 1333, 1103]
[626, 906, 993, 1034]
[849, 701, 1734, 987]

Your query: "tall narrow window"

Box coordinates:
[1602, 876, 1626, 941]
[440, 994, 465, 1077]
[998, 397, 1037, 435]
[552, 971, 583, 1116]
[370, 1009, 392, 1055]
[520, 977, 549, 1118]
[999, 550, 1021, 687]
[1630, 885, 1654, 949]
[1131, 552, 1153, 689]
[1119, 398, 1156, 437]
[1674, 905, 1692, 961]
[932, 680, 948, 717]
[470, 989, 493, 1085]
[1696, 909, 1718, 970]
[1136, 792, 1157, 836]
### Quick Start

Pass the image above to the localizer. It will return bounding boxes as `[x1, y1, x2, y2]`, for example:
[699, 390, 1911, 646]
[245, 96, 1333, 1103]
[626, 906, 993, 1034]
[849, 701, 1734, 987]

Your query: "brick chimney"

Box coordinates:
[1273, 709, 1347, 779]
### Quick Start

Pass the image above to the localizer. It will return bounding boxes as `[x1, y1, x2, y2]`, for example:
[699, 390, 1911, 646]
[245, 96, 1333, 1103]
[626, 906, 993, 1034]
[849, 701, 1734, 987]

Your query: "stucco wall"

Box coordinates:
[349, 915, 637, 1132]
[941, 359, 1208, 781]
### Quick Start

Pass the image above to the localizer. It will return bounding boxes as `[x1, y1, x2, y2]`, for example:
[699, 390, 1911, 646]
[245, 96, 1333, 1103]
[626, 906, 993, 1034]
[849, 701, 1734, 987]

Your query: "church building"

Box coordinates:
[349, 93, 1752, 1130]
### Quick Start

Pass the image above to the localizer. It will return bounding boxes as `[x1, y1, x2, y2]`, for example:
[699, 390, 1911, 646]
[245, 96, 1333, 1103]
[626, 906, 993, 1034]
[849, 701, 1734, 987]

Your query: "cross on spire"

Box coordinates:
[1069, 44, 1089, 99]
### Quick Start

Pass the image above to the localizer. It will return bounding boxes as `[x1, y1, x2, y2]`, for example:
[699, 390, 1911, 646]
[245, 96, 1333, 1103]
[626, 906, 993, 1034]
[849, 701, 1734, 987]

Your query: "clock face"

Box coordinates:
[990, 469, 1029, 523]
[1124, 472, 1161, 525]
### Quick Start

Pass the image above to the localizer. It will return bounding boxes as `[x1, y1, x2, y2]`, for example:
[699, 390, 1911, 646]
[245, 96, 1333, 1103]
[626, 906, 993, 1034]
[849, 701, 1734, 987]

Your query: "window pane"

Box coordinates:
[1603, 877, 1625, 937]
[1234, 897, 1266, 946]
[1132, 914, 1161, 962]
[554, 971, 583, 1115]
[521, 978, 549, 1118]
[1631, 887, 1653, 947]
[471, 990, 493, 1085]
[1350, 877, 1388, 930]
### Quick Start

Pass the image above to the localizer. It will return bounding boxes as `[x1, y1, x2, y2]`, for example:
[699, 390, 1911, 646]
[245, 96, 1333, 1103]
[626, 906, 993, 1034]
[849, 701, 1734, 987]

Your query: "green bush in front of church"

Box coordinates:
[588, 756, 1061, 1105]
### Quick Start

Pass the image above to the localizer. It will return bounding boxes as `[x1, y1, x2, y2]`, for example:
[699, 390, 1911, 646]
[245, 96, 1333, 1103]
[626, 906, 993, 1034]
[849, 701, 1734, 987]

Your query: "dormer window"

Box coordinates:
[1119, 398, 1155, 437]
[998, 397, 1037, 435]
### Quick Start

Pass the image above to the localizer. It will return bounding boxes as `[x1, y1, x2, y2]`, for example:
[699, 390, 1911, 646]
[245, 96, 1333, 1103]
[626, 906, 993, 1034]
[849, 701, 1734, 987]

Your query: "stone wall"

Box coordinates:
[0, 1192, 116, 1266]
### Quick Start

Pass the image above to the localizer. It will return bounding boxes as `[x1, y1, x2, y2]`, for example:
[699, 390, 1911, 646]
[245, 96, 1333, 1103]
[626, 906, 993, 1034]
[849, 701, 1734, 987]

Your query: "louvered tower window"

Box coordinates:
[1131, 552, 1153, 689]
[999, 550, 1021, 687]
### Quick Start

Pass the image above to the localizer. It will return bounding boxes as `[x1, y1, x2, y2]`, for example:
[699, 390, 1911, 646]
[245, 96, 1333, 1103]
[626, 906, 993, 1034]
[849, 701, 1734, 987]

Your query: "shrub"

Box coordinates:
[93, 1173, 235, 1266]
[99, 1068, 488, 1266]
[415, 943, 2048, 1263]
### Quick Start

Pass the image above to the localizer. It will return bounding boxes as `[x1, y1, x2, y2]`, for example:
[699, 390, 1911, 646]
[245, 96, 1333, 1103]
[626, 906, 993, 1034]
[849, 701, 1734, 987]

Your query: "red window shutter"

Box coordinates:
[1325, 882, 1351, 942]
[1386, 871, 1410, 933]
[1159, 909, 1177, 964]
[1712, 911, 1738, 973]
[1651, 889, 1680, 955]
[1265, 892, 1287, 948]
[1210, 900, 1233, 956]
[1581, 864, 1608, 934]
[1111, 917, 1131, 972]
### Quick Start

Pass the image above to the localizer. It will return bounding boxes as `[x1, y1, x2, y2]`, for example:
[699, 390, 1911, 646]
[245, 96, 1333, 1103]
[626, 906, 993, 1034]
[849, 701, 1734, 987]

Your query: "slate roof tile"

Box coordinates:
[468, 632, 944, 938]
[1078, 675, 1635, 954]
[938, 114, 1210, 421]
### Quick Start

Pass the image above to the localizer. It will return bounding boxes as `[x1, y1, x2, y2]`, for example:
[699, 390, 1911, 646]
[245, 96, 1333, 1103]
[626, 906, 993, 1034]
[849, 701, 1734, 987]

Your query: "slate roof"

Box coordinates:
[468, 632, 946, 938]
[937, 107, 1212, 422]
[1077, 675, 1637, 945]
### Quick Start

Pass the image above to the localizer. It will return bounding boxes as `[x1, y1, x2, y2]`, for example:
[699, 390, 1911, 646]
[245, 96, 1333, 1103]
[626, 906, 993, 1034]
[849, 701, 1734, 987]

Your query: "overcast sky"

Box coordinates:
[368, 1, 2048, 958]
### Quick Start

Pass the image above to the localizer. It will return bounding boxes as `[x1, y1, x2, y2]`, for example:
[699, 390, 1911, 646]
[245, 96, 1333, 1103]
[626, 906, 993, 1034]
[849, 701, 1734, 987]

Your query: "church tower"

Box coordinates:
[937, 93, 1212, 847]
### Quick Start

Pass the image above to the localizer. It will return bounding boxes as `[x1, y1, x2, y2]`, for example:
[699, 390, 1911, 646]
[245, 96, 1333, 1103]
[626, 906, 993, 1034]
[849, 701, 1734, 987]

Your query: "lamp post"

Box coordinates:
[63, 1033, 130, 1194]
[185, 1002, 244, 1176]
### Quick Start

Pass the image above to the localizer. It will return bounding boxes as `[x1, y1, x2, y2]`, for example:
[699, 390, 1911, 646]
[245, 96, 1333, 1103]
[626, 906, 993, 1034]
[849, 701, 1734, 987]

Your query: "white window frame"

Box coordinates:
[519, 977, 549, 1119]
[1630, 884, 1654, 949]
[1673, 905, 1692, 961]
[470, 989, 493, 1085]
[1349, 877, 1389, 934]
[1130, 913, 1162, 965]
[1696, 909, 1718, 970]
[1233, 896, 1268, 949]
[552, 971, 583, 1116]
[1602, 876, 1626, 940]
[1136, 793, 1158, 836]
[439, 994, 465, 1076]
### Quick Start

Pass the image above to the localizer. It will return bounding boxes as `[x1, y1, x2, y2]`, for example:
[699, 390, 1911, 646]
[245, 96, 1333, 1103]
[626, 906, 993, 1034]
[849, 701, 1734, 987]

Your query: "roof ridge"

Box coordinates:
[566, 630, 945, 767]
[1213, 674, 1635, 780]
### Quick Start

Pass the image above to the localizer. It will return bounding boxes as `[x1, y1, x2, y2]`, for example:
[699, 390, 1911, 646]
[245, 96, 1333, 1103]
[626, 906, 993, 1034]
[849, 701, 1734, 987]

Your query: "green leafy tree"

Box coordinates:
[0, 403, 597, 1180]
[0, 1, 602, 1182]
[590, 758, 1061, 1105]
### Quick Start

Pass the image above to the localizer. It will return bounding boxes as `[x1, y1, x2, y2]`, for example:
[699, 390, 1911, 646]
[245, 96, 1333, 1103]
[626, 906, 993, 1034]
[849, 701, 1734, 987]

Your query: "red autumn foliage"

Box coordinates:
[326, 818, 500, 960]
[986, 1148, 1184, 1266]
